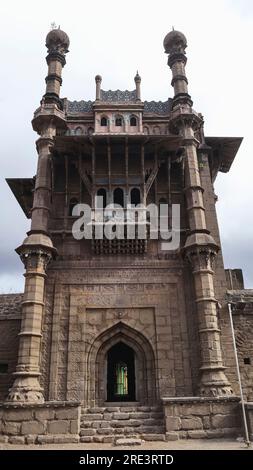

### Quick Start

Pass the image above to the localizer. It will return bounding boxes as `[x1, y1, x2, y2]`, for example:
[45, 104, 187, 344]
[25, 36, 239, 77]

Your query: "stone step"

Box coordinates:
[81, 406, 163, 414]
[80, 426, 165, 437]
[140, 434, 166, 441]
[115, 438, 142, 446]
[80, 433, 166, 444]
[80, 419, 164, 429]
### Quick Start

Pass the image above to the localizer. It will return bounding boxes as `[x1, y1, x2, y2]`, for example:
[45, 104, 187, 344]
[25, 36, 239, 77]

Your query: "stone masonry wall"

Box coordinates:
[0, 402, 80, 444]
[163, 397, 241, 440]
[0, 294, 22, 401]
[233, 310, 253, 401]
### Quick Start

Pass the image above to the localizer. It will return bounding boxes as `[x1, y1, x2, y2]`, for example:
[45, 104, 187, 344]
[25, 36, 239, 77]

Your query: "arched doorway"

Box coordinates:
[87, 322, 157, 406]
[107, 342, 135, 402]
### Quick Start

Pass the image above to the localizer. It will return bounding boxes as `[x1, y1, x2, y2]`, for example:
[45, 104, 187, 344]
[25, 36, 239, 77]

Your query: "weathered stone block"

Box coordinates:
[115, 438, 142, 446]
[202, 416, 211, 429]
[178, 404, 210, 416]
[0, 436, 8, 443]
[102, 436, 114, 443]
[35, 409, 55, 421]
[165, 416, 181, 431]
[82, 413, 103, 420]
[212, 414, 237, 429]
[93, 436, 104, 443]
[206, 429, 224, 438]
[26, 435, 37, 445]
[80, 429, 96, 436]
[187, 430, 207, 439]
[212, 404, 236, 415]
[97, 428, 112, 435]
[165, 432, 179, 441]
[2, 422, 21, 435]
[181, 417, 203, 430]
[55, 408, 79, 420]
[131, 413, 148, 419]
[21, 421, 45, 435]
[113, 413, 129, 420]
[80, 436, 93, 443]
[100, 421, 111, 428]
[128, 420, 142, 427]
[47, 420, 69, 434]
[142, 434, 165, 441]
[70, 420, 79, 434]
[4, 410, 34, 422]
[53, 435, 79, 444]
[120, 407, 136, 412]
[91, 422, 100, 429]
[9, 436, 25, 444]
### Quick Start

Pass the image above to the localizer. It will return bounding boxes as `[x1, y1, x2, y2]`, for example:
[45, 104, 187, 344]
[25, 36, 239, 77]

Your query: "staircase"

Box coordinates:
[80, 405, 166, 443]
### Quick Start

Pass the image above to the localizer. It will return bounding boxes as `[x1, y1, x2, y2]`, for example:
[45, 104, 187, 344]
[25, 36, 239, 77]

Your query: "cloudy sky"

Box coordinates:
[0, 0, 252, 292]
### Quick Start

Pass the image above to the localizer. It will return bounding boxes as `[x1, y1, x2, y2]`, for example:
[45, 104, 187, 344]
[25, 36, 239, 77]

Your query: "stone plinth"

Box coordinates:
[0, 401, 80, 444]
[162, 396, 242, 440]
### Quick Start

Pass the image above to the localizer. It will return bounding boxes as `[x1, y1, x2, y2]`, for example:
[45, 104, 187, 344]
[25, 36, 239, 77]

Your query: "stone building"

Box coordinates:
[0, 27, 252, 444]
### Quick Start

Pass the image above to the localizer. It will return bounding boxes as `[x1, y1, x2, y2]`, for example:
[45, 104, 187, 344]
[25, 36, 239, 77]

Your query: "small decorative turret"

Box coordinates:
[44, 26, 70, 108]
[134, 71, 141, 101]
[95, 75, 102, 101]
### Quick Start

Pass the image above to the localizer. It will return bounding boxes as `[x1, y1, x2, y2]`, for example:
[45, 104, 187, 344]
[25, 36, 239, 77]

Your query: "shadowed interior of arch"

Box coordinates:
[107, 342, 135, 401]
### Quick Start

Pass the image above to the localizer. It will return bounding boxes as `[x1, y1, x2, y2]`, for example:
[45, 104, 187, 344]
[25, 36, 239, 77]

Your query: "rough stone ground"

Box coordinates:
[0, 439, 252, 451]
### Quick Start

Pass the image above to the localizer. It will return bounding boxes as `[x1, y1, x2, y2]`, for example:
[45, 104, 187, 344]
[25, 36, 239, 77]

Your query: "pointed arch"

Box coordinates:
[86, 322, 157, 406]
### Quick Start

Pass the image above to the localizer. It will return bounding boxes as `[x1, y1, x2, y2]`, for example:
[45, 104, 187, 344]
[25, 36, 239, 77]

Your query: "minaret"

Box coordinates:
[164, 30, 233, 396]
[134, 71, 141, 101]
[7, 27, 69, 403]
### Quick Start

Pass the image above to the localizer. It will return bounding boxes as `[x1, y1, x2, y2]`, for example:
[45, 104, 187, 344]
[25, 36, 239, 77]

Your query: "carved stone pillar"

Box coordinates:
[7, 244, 53, 402]
[185, 245, 233, 396]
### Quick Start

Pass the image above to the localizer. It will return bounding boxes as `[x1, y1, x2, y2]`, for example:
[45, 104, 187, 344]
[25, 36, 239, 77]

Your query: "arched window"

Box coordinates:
[143, 126, 149, 135]
[130, 116, 137, 126]
[130, 188, 140, 205]
[115, 117, 123, 126]
[101, 117, 108, 126]
[153, 126, 160, 135]
[113, 188, 124, 207]
[88, 127, 94, 135]
[97, 188, 107, 209]
[69, 197, 78, 216]
[75, 126, 83, 135]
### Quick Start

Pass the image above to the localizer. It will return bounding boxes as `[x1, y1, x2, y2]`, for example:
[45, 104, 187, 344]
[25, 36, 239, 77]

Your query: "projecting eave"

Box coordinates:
[6, 178, 34, 219]
[205, 136, 243, 182]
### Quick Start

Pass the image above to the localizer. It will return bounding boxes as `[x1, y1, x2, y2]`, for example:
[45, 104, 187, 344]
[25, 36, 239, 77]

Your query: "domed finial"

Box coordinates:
[134, 70, 141, 83]
[95, 75, 102, 83]
[163, 29, 187, 54]
[46, 26, 70, 54]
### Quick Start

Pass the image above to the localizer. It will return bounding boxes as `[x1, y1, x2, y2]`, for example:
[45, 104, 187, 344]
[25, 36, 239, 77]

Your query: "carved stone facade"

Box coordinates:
[1, 28, 252, 444]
